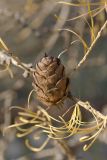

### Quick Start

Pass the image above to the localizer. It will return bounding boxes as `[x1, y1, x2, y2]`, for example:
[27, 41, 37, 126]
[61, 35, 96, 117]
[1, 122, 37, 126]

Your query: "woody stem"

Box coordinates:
[56, 139, 76, 160]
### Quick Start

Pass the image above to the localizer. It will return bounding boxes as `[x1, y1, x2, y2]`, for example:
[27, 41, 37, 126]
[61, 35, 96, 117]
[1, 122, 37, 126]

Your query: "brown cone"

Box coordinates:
[32, 55, 69, 106]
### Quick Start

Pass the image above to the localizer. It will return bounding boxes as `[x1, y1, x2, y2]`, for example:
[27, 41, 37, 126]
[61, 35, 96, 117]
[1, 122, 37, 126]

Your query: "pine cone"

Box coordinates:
[33, 55, 69, 106]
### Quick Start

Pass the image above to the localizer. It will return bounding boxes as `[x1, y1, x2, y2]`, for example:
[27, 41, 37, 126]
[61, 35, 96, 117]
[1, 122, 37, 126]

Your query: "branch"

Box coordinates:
[56, 139, 76, 160]
[0, 50, 35, 77]
[70, 94, 106, 123]
[77, 100, 106, 121]
[75, 19, 107, 70]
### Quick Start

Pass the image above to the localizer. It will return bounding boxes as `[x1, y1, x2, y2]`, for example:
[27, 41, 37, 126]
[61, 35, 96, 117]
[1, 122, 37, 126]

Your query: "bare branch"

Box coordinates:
[0, 50, 35, 77]
[75, 20, 107, 70]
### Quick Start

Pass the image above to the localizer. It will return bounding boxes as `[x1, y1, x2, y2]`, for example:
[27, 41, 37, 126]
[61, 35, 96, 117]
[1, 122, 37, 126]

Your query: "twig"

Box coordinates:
[69, 94, 106, 122]
[75, 20, 107, 70]
[0, 50, 35, 77]
[77, 100, 106, 121]
[56, 139, 76, 160]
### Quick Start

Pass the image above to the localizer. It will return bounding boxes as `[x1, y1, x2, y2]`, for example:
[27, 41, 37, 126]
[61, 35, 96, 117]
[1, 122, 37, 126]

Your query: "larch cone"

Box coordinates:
[32, 55, 69, 107]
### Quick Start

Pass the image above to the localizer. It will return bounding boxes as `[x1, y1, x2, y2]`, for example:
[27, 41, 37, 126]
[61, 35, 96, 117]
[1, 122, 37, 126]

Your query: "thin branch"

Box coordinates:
[75, 20, 107, 70]
[77, 101, 106, 121]
[0, 50, 35, 77]
[56, 139, 76, 160]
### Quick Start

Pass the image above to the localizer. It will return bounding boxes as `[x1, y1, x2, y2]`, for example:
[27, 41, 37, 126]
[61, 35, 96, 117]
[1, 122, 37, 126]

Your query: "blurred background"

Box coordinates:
[0, 0, 107, 159]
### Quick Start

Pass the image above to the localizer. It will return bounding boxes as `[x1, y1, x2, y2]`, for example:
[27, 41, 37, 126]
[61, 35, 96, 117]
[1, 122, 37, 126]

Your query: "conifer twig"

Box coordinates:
[57, 139, 76, 160]
[0, 50, 35, 77]
[75, 20, 107, 70]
